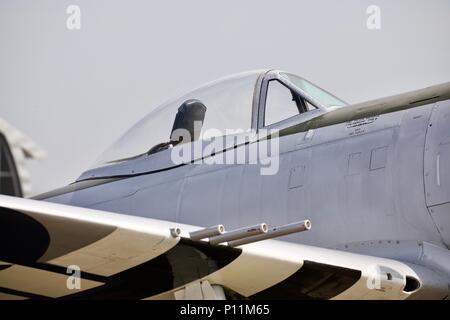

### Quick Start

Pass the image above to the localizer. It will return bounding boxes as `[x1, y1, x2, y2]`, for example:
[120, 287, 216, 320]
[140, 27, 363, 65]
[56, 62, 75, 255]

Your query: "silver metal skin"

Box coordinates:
[41, 70, 450, 290]
[228, 220, 311, 247]
[189, 224, 225, 241]
[209, 223, 268, 245]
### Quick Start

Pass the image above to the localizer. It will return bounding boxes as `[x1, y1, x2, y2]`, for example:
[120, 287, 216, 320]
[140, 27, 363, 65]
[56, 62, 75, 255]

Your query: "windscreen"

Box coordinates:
[282, 72, 347, 108]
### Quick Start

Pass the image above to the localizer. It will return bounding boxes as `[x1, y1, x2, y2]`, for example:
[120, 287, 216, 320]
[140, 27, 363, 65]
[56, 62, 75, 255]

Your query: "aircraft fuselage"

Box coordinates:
[40, 99, 450, 252]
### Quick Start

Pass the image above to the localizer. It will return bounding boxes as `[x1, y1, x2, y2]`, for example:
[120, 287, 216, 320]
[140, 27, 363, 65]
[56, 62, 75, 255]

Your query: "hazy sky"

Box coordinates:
[1, 0, 449, 195]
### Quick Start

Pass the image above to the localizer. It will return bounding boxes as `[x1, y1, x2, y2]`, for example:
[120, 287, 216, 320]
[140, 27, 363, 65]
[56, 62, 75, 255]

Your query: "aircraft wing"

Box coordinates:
[0, 195, 443, 300]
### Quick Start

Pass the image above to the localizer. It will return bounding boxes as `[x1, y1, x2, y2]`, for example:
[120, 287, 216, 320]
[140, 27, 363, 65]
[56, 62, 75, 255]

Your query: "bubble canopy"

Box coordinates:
[95, 71, 262, 167]
[93, 70, 346, 169]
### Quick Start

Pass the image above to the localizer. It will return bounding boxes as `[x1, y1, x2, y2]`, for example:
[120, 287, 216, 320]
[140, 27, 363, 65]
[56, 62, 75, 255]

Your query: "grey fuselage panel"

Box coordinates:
[41, 99, 450, 251]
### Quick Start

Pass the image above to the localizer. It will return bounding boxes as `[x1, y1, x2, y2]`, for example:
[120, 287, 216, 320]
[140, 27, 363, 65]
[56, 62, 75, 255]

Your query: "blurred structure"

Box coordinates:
[0, 118, 46, 197]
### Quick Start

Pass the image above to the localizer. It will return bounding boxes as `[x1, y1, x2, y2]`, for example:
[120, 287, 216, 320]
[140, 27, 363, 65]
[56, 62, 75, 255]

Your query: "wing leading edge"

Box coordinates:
[0, 195, 447, 300]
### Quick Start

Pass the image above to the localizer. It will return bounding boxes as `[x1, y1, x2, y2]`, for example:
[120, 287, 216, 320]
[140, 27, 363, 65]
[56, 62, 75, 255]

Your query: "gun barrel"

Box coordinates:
[170, 227, 181, 238]
[209, 223, 268, 245]
[228, 220, 311, 247]
[190, 224, 225, 241]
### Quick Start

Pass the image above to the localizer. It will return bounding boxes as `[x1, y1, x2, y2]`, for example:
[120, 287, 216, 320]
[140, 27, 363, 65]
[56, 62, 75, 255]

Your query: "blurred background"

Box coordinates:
[1, 0, 449, 195]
